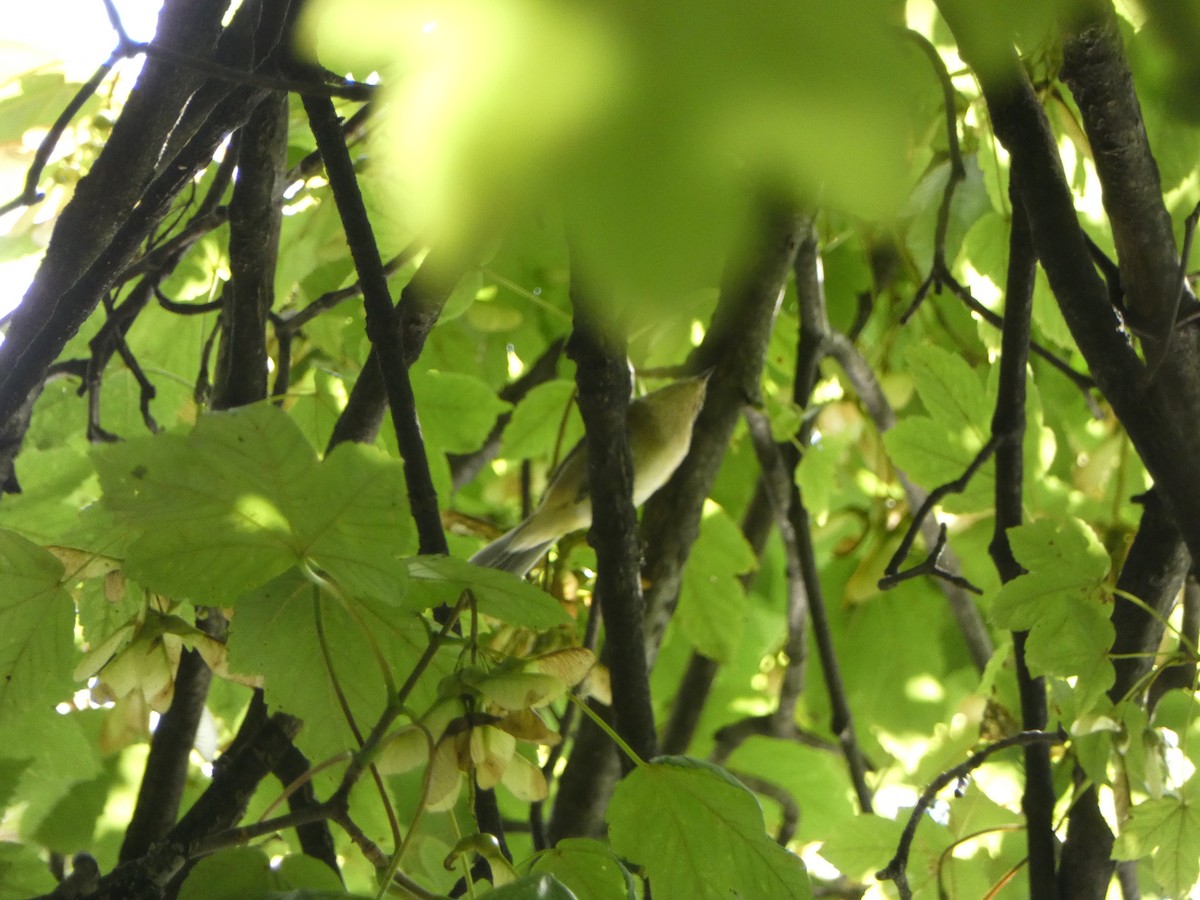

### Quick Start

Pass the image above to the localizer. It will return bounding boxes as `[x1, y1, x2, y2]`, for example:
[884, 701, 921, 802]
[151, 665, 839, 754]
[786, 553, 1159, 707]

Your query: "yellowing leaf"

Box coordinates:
[501, 752, 548, 803]
[470, 725, 515, 789]
[527, 647, 594, 686]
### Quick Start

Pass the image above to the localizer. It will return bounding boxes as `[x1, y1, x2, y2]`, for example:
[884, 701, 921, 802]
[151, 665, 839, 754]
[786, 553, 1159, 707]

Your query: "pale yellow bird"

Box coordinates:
[470, 375, 709, 575]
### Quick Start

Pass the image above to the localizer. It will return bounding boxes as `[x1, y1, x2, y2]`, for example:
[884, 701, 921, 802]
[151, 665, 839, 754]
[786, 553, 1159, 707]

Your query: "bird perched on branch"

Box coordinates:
[470, 374, 710, 576]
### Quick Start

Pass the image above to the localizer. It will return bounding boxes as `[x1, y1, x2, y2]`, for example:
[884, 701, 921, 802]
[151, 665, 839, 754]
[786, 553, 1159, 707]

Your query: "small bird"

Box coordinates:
[470, 375, 709, 576]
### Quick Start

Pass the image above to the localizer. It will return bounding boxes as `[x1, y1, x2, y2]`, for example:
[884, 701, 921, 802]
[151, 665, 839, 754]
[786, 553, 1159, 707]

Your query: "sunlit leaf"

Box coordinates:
[608, 757, 811, 899]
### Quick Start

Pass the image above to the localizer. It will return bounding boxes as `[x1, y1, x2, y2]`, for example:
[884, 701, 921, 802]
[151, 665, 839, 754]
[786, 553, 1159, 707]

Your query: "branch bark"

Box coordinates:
[548, 200, 803, 841]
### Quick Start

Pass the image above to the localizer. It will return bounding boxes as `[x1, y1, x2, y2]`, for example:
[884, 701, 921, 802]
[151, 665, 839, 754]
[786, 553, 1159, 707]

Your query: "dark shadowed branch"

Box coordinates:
[548, 201, 805, 842]
[566, 285, 658, 767]
[303, 93, 448, 558]
[983, 186, 1059, 897]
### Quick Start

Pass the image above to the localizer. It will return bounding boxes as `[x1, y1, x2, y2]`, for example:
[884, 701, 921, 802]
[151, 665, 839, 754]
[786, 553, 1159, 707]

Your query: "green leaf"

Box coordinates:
[531, 838, 635, 900]
[227, 570, 443, 767]
[96, 405, 413, 605]
[178, 847, 272, 900]
[677, 505, 755, 663]
[500, 380, 580, 462]
[991, 517, 1114, 709]
[607, 756, 811, 900]
[411, 369, 511, 455]
[0, 72, 98, 143]
[906, 344, 990, 436]
[0, 529, 75, 713]
[405, 555, 572, 628]
[1114, 782, 1200, 898]
[482, 873, 579, 900]
[0, 841, 56, 900]
[294, 442, 413, 606]
[0, 712, 102, 836]
[817, 813, 905, 881]
[883, 416, 991, 505]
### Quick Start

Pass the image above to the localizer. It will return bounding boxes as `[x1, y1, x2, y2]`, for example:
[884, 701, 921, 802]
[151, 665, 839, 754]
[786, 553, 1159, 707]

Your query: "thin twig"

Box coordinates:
[900, 29, 966, 323]
[0, 56, 119, 216]
[276, 242, 424, 336]
[876, 728, 1067, 899]
[1147, 199, 1200, 380]
[879, 436, 996, 594]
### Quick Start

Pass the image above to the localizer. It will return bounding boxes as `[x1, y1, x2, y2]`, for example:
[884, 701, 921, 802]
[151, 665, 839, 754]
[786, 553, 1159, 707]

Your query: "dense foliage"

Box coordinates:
[3, 0, 1200, 898]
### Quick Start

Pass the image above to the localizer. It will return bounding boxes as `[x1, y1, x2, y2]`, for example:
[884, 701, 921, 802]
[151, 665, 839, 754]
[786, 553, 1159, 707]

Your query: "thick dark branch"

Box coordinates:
[127, 38, 374, 101]
[119, 613, 227, 864]
[326, 243, 476, 451]
[0, 0, 238, 486]
[1061, 6, 1192, 344]
[641, 202, 806, 659]
[566, 295, 657, 766]
[985, 186, 1060, 897]
[549, 203, 804, 843]
[939, 0, 1200, 570]
[1060, 494, 1189, 900]
[94, 713, 302, 899]
[1111, 491, 1191, 704]
[302, 94, 448, 556]
[214, 93, 288, 410]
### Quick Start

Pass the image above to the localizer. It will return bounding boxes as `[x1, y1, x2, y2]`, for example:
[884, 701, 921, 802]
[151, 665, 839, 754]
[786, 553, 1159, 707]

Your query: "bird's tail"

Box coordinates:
[468, 525, 555, 577]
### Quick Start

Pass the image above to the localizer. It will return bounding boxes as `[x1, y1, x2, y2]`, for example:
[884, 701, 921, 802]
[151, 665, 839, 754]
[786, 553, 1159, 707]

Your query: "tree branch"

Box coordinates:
[984, 184, 1059, 897]
[566, 284, 657, 766]
[876, 728, 1068, 900]
[302, 93, 448, 556]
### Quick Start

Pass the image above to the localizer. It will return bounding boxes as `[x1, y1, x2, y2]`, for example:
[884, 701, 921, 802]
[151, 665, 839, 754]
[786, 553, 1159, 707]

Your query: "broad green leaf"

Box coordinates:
[531, 838, 635, 900]
[0, 841, 56, 900]
[608, 756, 811, 900]
[817, 813, 905, 881]
[31, 754, 119, 855]
[302, 0, 924, 305]
[273, 853, 351, 893]
[177, 847, 271, 900]
[0, 529, 75, 713]
[483, 873, 578, 900]
[95, 405, 413, 605]
[227, 569, 442, 767]
[411, 369, 511, 454]
[906, 344, 990, 437]
[405, 555, 572, 627]
[1114, 783, 1200, 898]
[0, 72, 98, 142]
[821, 813, 955, 895]
[677, 504, 756, 663]
[500, 379, 580, 462]
[883, 417, 989, 496]
[293, 442, 412, 607]
[992, 518, 1113, 709]
[0, 712, 101, 837]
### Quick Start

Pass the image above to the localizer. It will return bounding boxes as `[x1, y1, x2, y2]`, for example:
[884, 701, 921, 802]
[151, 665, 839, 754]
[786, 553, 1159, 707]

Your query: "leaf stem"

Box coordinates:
[569, 693, 646, 768]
